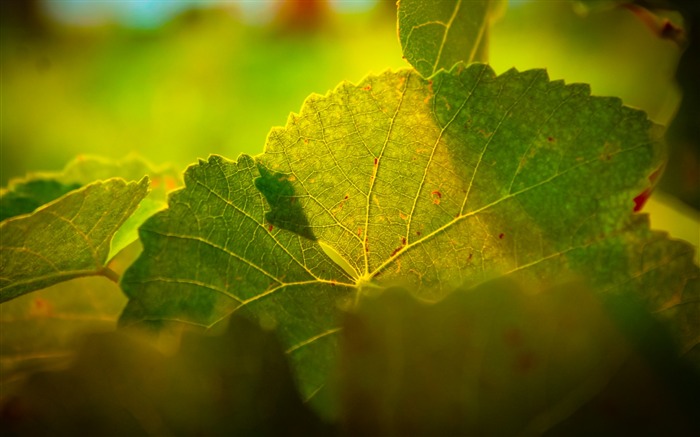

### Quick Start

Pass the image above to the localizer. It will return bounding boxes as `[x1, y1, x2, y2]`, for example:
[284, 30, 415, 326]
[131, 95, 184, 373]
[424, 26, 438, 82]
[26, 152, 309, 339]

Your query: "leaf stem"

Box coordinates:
[98, 266, 120, 284]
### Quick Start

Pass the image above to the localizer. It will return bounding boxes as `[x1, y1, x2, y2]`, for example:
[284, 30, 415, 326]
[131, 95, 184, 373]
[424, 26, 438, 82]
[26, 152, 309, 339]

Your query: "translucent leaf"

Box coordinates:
[121, 64, 698, 410]
[398, 0, 502, 77]
[0, 178, 149, 302]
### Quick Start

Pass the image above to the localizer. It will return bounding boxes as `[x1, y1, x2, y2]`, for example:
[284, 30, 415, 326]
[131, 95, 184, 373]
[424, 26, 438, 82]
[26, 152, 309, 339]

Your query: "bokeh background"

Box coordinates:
[1, 0, 696, 247]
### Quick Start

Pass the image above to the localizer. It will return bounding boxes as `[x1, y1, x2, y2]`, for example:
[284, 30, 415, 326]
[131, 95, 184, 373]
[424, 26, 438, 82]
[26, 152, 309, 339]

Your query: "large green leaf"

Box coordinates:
[0, 178, 149, 302]
[398, 0, 500, 77]
[121, 63, 698, 409]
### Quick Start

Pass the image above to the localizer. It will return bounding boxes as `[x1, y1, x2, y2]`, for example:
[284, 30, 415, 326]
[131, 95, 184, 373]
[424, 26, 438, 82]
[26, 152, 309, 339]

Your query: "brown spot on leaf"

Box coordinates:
[390, 237, 407, 257]
[499, 233, 504, 239]
[363, 85, 372, 91]
[431, 190, 442, 205]
[30, 298, 53, 317]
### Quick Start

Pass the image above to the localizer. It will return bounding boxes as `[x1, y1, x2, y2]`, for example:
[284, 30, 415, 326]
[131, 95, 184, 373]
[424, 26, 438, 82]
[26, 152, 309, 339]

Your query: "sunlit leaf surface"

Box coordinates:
[121, 63, 698, 409]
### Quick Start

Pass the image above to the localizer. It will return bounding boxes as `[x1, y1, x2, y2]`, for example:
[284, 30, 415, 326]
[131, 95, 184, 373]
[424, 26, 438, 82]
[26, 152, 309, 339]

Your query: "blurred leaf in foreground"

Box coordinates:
[0, 276, 127, 400]
[0, 242, 141, 402]
[0, 316, 329, 436]
[338, 279, 700, 435]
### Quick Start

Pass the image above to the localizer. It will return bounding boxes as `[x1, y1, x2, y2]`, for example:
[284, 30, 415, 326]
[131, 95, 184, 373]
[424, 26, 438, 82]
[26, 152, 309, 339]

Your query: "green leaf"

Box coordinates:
[121, 64, 698, 410]
[0, 178, 149, 302]
[398, 0, 499, 77]
[1, 317, 329, 436]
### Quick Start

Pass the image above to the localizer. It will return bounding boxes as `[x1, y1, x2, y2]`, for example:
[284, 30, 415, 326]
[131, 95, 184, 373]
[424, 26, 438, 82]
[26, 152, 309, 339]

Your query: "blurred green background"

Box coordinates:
[1, 0, 696, 247]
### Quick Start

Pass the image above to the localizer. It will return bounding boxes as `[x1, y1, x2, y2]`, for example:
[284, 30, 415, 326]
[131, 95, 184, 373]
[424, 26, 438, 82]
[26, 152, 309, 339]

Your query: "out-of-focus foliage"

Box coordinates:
[338, 280, 700, 435]
[0, 2, 404, 186]
[0, 1, 684, 187]
[573, 0, 699, 209]
[0, 316, 329, 436]
[4, 280, 699, 436]
[0, 244, 136, 401]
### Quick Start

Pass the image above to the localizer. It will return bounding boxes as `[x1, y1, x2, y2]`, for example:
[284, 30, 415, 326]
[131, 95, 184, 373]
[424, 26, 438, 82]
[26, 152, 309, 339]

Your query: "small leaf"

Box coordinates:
[1, 155, 179, 221]
[398, 0, 499, 77]
[0, 178, 149, 302]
